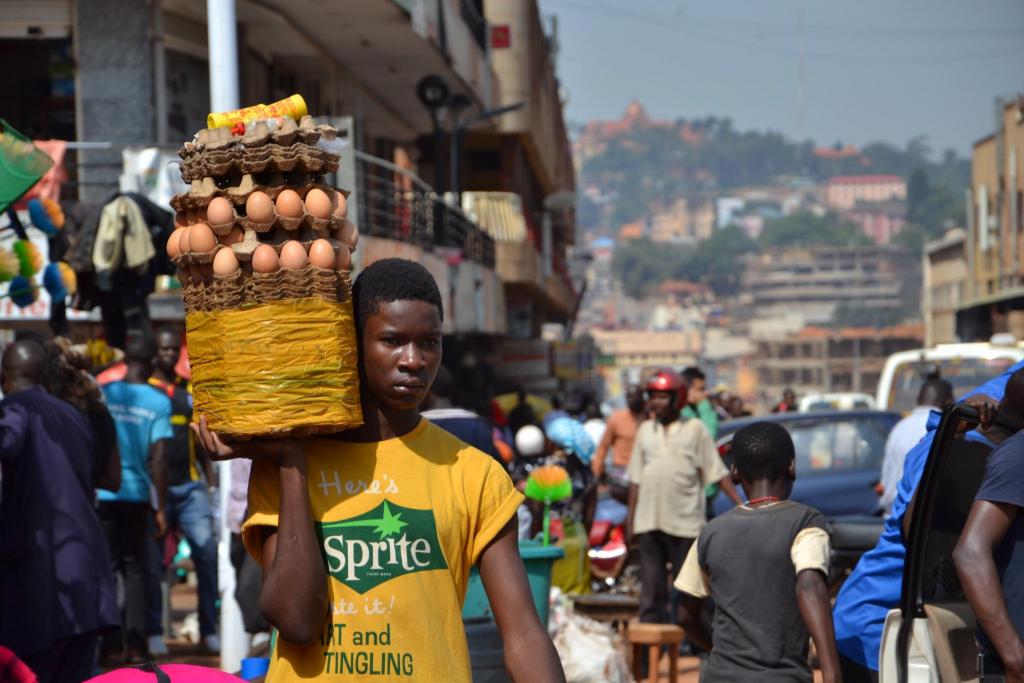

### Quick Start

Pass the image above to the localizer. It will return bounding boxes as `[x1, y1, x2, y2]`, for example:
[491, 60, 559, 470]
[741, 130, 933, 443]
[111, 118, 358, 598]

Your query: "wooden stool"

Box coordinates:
[627, 621, 685, 683]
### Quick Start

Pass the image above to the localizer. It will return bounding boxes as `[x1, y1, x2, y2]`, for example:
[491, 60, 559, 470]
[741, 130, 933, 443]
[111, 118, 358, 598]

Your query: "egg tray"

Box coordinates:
[178, 144, 339, 184]
[180, 265, 350, 315]
[181, 115, 337, 155]
[171, 175, 343, 212]
[171, 184, 347, 237]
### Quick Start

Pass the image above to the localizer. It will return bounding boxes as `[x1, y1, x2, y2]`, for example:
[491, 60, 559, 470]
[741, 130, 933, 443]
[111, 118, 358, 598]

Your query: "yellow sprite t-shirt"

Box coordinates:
[243, 419, 523, 682]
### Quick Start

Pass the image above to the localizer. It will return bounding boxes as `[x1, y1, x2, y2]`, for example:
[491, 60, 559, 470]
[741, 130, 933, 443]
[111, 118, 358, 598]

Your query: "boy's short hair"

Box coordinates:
[732, 422, 795, 481]
[681, 366, 705, 384]
[352, 258, 444, 329]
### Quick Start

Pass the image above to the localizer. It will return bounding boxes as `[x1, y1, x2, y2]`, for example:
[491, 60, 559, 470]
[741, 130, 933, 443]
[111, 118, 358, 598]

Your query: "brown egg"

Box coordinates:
[275, 189, 304, 218]
[336, 246, 352, 270]
[333, 193, 348, 219]
[339, 221, 359, 249]
[179, 226, 192, 254]
[207, 197, 235, 225]
[189, 223, 218, 253]
[308, 239, 335, 269]
[304, 189, 332, 220]
[251, 244, 280, 273]
[167, 227, 186, 258]
[246, 192, 275, 223]
[212, 247, 240, 276]
[220, 226, 245, 246]
[279, 240, 308, 270]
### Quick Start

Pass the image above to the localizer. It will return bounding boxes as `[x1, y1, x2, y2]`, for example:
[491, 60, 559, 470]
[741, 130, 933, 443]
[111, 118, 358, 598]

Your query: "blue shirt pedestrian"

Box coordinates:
[833, 359, 1024, 670]
[99, 381, 173, 503]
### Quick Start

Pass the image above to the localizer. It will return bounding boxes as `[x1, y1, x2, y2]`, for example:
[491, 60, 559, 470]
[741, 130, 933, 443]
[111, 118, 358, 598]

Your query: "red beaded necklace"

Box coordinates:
[745, 495, 782, 506]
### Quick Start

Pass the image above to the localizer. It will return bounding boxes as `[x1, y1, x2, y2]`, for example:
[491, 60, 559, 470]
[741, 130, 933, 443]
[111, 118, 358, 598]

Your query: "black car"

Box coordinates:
[712, 410, 902, 518]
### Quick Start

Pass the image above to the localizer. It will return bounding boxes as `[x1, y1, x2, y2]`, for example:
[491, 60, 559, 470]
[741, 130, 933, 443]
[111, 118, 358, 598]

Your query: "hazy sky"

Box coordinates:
[537, 0, 1024, 156]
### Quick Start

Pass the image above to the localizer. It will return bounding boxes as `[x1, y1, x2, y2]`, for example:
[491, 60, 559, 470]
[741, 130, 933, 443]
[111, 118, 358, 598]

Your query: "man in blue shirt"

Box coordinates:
[833, 360, 1024, 681]
[421, 365, 502, 462]
[98, 336, 173, 664]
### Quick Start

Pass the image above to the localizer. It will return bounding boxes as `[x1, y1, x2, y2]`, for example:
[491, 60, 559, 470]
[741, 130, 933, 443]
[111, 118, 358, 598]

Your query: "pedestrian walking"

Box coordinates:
[422, 364, 503, 462]
[0, 340, 119, 682]
[194, 259, 565, 682]
[98, 336, 173, 664]
[676, 422, 840, 683]
[626, 370, 743, 624]
[878, 378, 953, 515]
[145, 326, 220, 655]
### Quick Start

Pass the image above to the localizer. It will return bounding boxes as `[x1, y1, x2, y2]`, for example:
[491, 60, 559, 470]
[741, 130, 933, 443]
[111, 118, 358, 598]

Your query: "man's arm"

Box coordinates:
[193, 416, 327, 644]
[256, 448, 328, 645]
[480, 518, 565, 683]
[954, 500, 1024, 678]
[678, 593, 712, 650]
[592, 418, 615, 478]
[796, 569, 840, 683]
[626, 483, 639, 545]
[716, 475, 743, 506]
[149, 439, 169, 538]
[0, 403, 29, 459]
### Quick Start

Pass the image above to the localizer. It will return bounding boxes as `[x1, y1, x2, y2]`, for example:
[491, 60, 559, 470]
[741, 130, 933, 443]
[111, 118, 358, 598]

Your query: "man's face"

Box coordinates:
[648, 390, 676, 422]
[688, 377, 706, 405]
[784, 390, 796, 405]
[361, 300, 443, 412]
[155, 331, 181, 376]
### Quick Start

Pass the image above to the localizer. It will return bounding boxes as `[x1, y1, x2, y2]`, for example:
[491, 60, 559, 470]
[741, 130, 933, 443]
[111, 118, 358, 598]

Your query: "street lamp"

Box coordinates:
[449, 101, 526, 195]
[416, 75, 451, 191]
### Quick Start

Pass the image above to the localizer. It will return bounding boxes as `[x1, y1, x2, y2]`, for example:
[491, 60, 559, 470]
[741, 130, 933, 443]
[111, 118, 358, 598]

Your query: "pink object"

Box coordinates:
[18, 140, 68, 205]
[86, 664, 245, 682]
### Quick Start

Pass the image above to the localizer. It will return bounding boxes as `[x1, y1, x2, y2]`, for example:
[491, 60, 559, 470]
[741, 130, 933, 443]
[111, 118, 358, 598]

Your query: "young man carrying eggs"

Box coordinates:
[193, 259, 565, 683]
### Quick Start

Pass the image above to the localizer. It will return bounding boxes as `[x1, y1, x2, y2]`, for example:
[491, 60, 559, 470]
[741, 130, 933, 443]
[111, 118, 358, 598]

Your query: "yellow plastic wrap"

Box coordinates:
[186, 297, 363, 439]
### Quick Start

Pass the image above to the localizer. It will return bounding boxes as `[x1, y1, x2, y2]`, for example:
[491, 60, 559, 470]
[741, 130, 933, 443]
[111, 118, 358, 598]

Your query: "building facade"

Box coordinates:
[923, 229, 967, 346]
[825, 175, 907, 211]
[957, 97, 1024, 342]
[743, 244, 919, 325]
[753, 324, 924, 405]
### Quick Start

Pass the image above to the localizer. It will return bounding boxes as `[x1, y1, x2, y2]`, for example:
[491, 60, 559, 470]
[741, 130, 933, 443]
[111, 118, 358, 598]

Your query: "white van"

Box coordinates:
[876, 341, 1024, 415]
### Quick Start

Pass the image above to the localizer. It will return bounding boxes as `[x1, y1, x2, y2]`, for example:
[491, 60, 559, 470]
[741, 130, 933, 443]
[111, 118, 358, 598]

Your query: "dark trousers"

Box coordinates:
[22, 632, 98, 683]
[637, 531, 694, 623]
[839, 652, 879, 683]
[146, 481, 219, 638]
[99, 501, 152, 655]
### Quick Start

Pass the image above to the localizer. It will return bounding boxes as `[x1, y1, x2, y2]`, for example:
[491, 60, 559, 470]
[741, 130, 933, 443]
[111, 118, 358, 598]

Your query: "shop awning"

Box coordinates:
[462, 191, 528, 243]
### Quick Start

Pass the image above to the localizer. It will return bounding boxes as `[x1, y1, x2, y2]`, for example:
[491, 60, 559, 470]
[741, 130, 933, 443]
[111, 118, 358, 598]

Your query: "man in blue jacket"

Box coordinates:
[833, 360, 1024, 681]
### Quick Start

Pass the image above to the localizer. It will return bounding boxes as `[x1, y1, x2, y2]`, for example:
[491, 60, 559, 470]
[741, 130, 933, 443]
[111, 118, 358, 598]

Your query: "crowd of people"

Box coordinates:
[4, 255, 1024, 682]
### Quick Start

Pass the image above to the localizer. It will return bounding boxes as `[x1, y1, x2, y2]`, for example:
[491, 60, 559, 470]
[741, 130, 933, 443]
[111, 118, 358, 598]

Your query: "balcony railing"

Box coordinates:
[354, 151, 495, 268]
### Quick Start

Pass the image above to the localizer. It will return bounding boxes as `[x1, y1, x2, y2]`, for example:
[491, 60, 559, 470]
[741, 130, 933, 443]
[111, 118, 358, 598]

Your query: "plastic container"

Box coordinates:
[463, 617, 510, 683]
[462, 541, 564, 627]
[239, 657, 270, 680]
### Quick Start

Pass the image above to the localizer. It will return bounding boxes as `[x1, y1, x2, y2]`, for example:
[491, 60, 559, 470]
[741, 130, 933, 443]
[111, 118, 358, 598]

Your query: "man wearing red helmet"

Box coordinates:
[627, 370, 743, 624]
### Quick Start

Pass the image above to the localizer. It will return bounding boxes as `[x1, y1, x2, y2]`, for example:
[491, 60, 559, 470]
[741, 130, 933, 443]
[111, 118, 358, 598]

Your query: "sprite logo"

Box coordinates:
[317, 501, 448, 594]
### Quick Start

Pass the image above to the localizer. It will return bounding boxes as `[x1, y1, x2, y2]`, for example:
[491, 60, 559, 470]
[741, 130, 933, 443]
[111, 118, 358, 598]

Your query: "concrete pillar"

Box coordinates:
[74, 0, 157, 200]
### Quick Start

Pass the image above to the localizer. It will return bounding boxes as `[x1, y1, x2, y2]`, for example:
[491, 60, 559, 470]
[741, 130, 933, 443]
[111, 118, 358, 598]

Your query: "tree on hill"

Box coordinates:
[760, 212, 872, 248]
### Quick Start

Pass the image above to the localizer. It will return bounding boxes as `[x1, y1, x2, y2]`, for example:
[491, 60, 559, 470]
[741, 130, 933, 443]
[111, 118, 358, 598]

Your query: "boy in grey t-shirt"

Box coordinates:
[675, 422, 840, 683]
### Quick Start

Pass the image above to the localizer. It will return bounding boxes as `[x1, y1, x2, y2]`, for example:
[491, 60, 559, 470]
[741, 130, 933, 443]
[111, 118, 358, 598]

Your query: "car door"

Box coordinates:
[878, 404, 992, 683]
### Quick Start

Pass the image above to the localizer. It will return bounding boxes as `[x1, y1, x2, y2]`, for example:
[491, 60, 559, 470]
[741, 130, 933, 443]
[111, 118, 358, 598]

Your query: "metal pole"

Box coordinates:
[207, 0, 240, 113]
[206, 0, 247, 672]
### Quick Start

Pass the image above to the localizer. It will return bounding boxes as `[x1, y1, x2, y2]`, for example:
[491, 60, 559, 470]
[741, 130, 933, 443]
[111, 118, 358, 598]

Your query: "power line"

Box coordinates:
[545, 0, 1024, 62]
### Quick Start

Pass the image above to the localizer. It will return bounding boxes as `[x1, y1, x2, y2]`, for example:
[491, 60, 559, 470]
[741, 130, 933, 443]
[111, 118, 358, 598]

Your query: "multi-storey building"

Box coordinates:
[958, 97, 1024, 341]
[743, 244, 919, 325]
